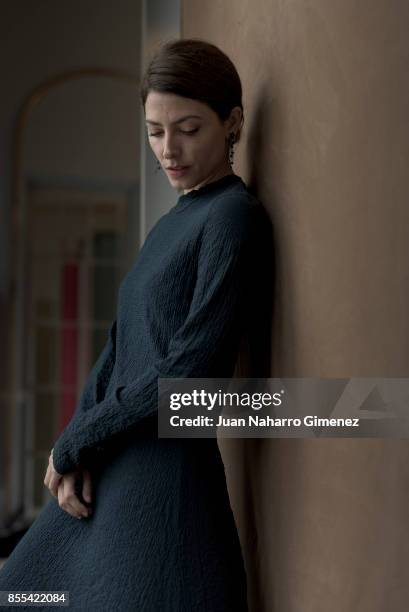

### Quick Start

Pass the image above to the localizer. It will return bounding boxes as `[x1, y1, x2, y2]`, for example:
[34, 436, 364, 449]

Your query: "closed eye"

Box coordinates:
[148, 128, 199, 137]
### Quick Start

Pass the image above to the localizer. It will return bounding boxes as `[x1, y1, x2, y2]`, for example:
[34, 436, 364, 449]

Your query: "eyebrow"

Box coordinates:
[145, 114, 203, 126]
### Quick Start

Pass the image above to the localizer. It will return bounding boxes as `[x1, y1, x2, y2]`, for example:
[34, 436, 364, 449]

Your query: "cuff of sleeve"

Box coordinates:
[52, 422, 105, 475]
[52, 416, 84, 474]
[52, 437, 78, 475]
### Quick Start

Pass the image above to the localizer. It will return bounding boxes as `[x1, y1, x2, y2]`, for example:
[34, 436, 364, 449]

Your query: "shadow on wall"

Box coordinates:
[228, 82, 279, 612]
[246, 81, 282, 377]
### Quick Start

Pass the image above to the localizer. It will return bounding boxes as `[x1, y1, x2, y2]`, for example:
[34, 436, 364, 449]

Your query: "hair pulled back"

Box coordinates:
[140, 38, 244, 142]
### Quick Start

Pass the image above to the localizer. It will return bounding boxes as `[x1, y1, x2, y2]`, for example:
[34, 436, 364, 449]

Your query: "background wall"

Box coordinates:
[181, 2, 409, 611]
[139, 0, 181, 238]
[0, 0, 142, 523]
[0, 1, 143, 295]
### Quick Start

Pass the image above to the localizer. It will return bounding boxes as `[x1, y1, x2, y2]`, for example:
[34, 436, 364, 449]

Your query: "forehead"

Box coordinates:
[145, 91, 210, 124]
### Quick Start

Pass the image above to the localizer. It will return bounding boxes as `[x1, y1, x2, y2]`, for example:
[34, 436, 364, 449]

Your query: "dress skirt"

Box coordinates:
[0, 426, 248, 611]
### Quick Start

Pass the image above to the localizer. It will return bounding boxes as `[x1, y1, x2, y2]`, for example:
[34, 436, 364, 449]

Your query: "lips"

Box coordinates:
[166, 166, 190, 177]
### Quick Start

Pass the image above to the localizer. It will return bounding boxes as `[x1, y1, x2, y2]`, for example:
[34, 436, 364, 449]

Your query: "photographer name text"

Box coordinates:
[168, 415, 360, 428]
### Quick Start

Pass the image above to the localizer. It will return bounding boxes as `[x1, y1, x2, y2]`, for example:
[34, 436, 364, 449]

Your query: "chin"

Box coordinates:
[169, 175, 195, 187]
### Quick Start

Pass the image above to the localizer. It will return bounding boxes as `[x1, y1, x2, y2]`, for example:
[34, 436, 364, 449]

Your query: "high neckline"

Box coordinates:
[173, 173, 243, 212]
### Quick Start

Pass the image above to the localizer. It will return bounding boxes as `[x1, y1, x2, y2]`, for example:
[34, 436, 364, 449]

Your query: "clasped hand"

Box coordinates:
[43, 449, 93, 520]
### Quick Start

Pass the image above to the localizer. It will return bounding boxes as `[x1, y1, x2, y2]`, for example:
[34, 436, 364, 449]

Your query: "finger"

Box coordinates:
[44, 453, 53, 485]
[65, 474, 90, 518]
[82, 470, 93, 504]
[49, 451, 62, 477]
[44, 465, 59, 499]
[57, 479, 79, 519]
[48, 469, 62, 498]
[60, 476, 84, 519]
[43, 464, 50, 489]
[57, 480, 66, 512]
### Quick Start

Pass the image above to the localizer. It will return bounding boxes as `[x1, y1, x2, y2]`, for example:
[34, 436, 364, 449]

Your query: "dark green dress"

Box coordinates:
[0, 174, 269, 611]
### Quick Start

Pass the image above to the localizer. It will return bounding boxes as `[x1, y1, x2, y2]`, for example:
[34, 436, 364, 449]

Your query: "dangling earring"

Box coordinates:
[228, 132, 235, 165]
[155, 159, 162, 173]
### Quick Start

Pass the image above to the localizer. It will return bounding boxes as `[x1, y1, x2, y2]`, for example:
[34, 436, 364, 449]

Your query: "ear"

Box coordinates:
[226, 106, 243, 138]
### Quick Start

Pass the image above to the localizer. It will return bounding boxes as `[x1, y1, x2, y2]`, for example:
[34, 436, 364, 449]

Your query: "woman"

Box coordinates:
[0, 38, 270, 611]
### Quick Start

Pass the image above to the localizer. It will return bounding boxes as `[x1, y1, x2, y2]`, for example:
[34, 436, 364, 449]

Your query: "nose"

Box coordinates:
[162, 132, 180, 160]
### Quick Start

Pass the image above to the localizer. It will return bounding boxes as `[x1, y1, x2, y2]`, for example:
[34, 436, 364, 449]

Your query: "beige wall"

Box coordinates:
[182, 2, 409, 610]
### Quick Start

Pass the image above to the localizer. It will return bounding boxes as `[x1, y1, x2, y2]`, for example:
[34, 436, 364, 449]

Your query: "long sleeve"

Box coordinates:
[52, 196, 259, 475]
[71, 319, 117, 418]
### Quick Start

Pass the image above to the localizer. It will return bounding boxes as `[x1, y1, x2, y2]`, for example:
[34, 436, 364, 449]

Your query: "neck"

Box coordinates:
[183, 166, 234, 195]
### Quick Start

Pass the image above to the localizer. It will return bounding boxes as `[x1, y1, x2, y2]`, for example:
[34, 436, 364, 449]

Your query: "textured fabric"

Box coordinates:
[0, 173, 265, 611]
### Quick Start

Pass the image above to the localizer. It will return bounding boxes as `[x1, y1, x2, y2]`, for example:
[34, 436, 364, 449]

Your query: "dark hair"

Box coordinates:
[140, 38, 244, 143]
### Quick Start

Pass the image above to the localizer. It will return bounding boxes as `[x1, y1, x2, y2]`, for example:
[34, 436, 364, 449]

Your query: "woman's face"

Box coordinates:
[144, 91, 242, 194]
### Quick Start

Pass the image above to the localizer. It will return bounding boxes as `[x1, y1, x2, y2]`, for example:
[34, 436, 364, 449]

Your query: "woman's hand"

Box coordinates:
[57, 469, 93, 520]
[44, 449, 93, 520]
[43, 448, 62, 498]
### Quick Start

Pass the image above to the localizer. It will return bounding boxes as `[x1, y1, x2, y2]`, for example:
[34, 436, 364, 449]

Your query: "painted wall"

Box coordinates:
[182, 2, 409, 610]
